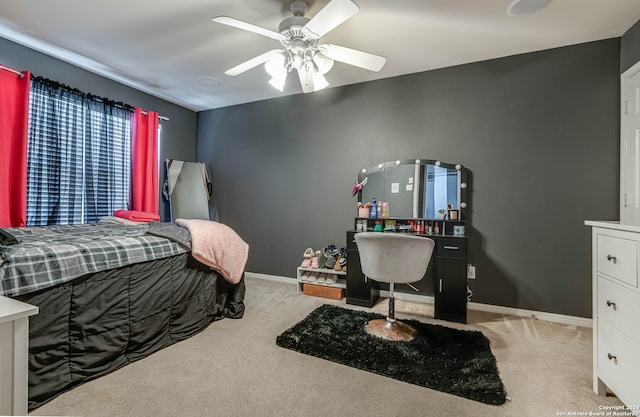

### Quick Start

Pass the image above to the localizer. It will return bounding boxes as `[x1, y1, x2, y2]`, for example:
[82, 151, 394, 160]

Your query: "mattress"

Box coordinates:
[1, 222, 246, 410]
[0, 223, 188, 297]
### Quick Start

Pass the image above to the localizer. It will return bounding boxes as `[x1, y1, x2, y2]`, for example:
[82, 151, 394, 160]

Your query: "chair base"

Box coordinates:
[364, 318, 416, 342]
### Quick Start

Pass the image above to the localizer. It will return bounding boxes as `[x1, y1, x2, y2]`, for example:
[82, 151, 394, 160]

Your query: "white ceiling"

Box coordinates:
[1, 0, 639, 112]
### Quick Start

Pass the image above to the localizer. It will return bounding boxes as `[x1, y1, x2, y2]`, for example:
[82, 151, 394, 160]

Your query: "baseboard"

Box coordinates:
[245, 272, 296, 285]
[245, 272, 592, 328]
[466, 302, 592, 328]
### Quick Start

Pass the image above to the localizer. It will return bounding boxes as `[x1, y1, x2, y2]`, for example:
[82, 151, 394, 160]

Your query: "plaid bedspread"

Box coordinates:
[0, 223, 188, 297]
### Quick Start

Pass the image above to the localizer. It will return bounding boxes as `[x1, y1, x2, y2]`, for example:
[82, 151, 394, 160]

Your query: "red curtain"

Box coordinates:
[131, 107, 159, 214]
[0, 67, 30, 227]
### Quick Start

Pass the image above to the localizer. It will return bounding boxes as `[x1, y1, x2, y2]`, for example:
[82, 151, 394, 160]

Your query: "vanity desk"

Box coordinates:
[347, 159, 470, 324]
[346, 227, 468, 323]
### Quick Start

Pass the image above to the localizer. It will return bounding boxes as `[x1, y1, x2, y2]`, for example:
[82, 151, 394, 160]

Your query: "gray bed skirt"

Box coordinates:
[14, 252, 245, 410]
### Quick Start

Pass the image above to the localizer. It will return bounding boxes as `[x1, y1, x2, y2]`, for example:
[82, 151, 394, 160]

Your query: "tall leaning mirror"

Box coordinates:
[166, 159, 211, 221]
[358, 159, 468, 220]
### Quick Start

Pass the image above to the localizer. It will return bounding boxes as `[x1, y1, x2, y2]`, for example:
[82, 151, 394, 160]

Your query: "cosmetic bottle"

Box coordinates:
[434, 221, 439, 235]
[369, 198, 378, 218]
[381, 202, 389, 218]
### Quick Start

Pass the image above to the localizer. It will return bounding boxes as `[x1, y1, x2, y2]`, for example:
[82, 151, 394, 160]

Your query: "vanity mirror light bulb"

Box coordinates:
[361, 168, 367, 173]
[378, 163, 383, 169]
[460, 183, 467, 189]
[435, 161, 441, 166]
[395, 160, 401, 165]
[460, 202, 467, 208]
[415, 159, 421, 164]
[455, 164, 462, 170]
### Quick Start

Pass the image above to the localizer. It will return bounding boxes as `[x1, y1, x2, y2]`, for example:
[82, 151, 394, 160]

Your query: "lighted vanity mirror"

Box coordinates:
[357, 159, 468, 219]
[166, 159, 212, 221]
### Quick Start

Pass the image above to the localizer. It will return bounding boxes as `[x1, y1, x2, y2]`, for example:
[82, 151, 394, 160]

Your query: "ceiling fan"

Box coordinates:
[212, 0, 386, 93]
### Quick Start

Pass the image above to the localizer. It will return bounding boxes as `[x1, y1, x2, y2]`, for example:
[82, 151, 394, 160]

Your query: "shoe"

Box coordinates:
[307, 272, 319, 283]
[333, 252, 342, 271]
[301, 247, 314, 267]
[317, 249, 327, 269]
[300, 271, 311, 282]
[311, 250, 320, 268]
[325, 274, 337, 285]
[339, 247, 347, 271]
[323, 244, 337, 269]
[317, 273, 326, 284]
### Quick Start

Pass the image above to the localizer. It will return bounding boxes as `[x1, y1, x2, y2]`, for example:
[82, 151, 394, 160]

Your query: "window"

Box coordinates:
[26, 79, 131, 225]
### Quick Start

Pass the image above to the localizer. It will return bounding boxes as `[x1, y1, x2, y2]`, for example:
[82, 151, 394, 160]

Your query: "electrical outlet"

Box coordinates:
[467, 264, 476, 279]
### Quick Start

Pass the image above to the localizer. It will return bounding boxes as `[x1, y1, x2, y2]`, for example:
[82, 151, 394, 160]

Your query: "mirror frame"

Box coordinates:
[166, 158, 212, 221]
[357, 159, 468, 220]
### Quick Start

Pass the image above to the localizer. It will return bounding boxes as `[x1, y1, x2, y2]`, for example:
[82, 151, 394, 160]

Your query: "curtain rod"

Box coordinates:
[141, 111, 170, 121]
[1, 69, 170, 121]
[0, 64, 25, 78]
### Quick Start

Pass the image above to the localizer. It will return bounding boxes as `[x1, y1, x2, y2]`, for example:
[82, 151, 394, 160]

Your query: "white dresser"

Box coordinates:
[0, 296, 38, 416]
[586, 221, 640, 413]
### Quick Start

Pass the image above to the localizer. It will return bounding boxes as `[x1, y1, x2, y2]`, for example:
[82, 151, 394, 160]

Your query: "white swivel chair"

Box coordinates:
[354, 232, 435, 342]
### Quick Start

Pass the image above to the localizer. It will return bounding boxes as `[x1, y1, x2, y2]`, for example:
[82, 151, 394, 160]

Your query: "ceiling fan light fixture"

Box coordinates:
[213, 0, 386, 95]
[291, 54, 304, 70]
[312, 50, 334, 75]
[312, 71, 329, 91]
[264, 52, 287, 77]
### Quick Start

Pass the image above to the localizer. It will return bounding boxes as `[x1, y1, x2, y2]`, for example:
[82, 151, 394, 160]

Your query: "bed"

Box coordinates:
[0, 222, 246, 410]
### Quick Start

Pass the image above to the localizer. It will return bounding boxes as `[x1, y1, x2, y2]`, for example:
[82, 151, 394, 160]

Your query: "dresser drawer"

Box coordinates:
[597, 318, 640, 404]
[437, 238, 467, 258]
[598, 276, 640, 344]
[596, 234, 638, 287]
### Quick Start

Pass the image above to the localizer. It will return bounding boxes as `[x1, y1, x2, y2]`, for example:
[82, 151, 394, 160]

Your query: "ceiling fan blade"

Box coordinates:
[322, 44, 386, 72]
[212, 16, 285, 41]
[225, 49, 283, 76]
[304, 0, 359, 38]
[297, 66, 315, 93]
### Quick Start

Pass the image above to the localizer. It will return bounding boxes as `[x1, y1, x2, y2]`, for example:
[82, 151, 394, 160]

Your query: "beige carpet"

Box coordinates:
[30, 276, 623, 417]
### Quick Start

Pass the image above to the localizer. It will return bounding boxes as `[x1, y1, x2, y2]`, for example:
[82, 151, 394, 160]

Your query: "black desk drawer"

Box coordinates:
[437, 238, 467, 258]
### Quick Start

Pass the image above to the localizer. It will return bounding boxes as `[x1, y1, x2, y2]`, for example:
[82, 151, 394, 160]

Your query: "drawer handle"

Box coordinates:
[606, 300, 617, 310]
[606, 254, 617, 264]
[607, 353, 617, 362]
[443, 246, 459, 250]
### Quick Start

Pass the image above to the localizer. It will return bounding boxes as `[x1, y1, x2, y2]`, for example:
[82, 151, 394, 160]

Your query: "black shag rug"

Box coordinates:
[276, 304, 507, 405]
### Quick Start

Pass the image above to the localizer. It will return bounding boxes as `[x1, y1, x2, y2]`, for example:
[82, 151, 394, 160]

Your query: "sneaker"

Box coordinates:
[307, 272, 319, 283]
[317, 249, 328, 269]
[317, 273, 326, 284]
[339, 247, 347, 271]
[300, 271, 311, 282]
[325, 274, 337, 285]
[323, 244, 337, 269]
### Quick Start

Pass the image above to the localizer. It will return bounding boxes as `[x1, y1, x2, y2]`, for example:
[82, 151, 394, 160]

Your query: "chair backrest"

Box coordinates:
[354, 232, 435, 284]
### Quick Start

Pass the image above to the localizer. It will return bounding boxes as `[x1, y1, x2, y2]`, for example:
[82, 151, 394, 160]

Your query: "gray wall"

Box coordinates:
[197, 38, 621, 318]
[621, 19, 640, 73]
[1, 37, 198, 221]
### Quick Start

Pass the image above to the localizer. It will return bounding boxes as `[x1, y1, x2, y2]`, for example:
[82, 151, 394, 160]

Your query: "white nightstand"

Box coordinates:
[0, 296, 38, 416]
